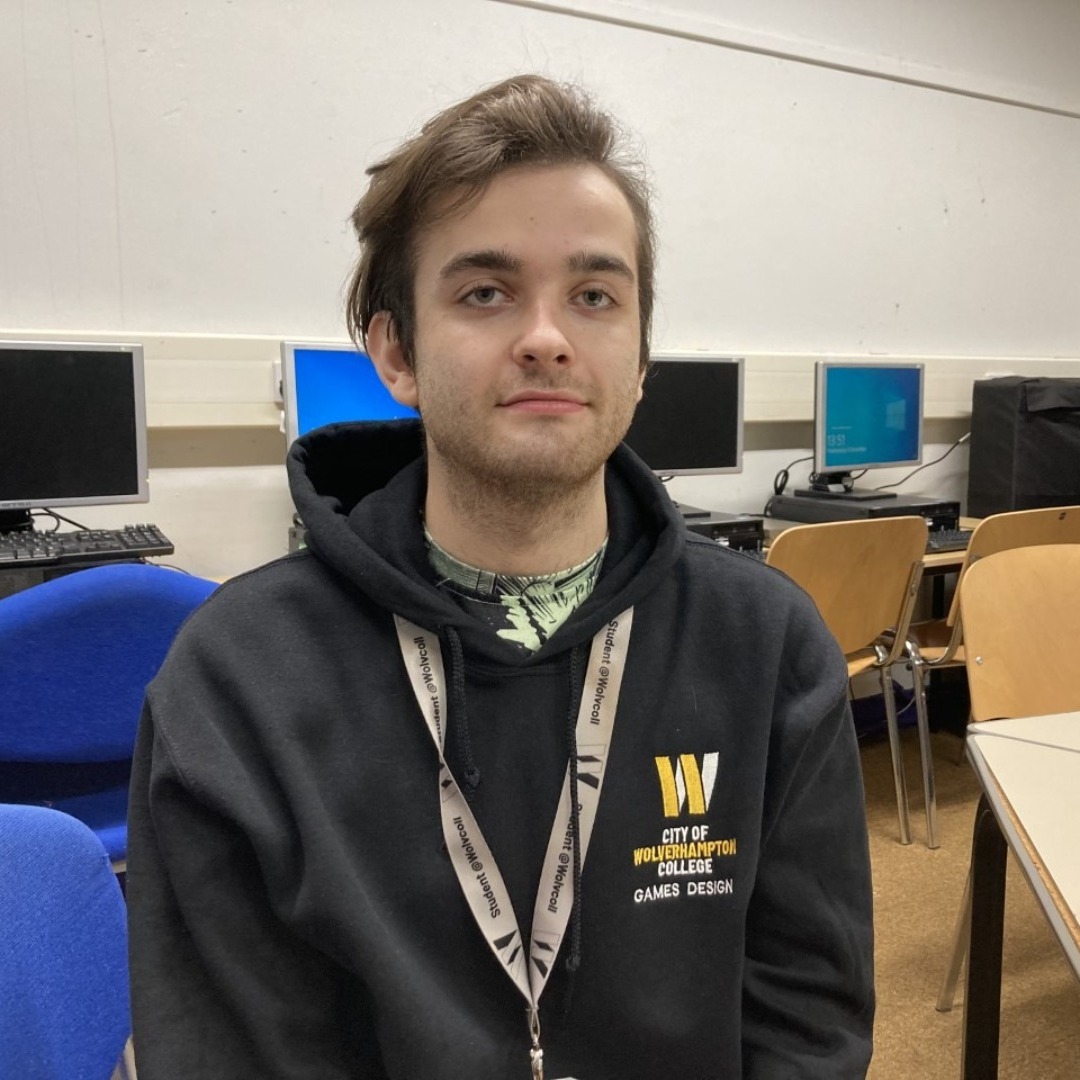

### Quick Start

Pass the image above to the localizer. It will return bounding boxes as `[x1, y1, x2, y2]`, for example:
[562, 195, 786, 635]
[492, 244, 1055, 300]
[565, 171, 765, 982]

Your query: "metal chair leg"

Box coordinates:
[909, 651, 939, 849]
[880, 664, 912, 845]
[937, 868, 972, 1011]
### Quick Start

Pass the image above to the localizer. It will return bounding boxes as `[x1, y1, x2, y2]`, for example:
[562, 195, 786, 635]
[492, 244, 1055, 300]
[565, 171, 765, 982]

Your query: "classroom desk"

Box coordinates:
[962, 714, 1080, 1079]
[921, 547, 969, 573]
[920, 537, 971, 611]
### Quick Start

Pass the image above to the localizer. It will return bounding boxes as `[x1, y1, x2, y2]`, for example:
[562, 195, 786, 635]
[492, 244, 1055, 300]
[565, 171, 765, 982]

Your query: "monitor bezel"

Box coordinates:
[0, 339, 148, 513]
[627, 353, 744, 476]
[282, 339, 419, 444]
[812, 360, 925, 476]
[281, 340, 350, 445]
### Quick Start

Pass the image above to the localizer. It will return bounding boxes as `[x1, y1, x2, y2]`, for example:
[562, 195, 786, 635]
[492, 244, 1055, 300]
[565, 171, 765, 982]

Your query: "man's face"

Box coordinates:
[378, 164, 644, 501]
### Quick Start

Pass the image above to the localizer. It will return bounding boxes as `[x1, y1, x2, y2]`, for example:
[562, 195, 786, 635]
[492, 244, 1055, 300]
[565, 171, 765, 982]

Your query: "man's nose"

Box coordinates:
[512, 298, 574, 367]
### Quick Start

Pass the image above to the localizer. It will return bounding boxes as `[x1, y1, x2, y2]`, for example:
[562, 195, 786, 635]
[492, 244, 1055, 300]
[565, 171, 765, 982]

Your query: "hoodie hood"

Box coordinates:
[286, 419, 685, 663]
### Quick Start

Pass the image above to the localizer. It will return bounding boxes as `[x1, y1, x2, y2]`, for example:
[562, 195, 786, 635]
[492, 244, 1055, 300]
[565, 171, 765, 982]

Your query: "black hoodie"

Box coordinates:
[128, 420, 874, 1079]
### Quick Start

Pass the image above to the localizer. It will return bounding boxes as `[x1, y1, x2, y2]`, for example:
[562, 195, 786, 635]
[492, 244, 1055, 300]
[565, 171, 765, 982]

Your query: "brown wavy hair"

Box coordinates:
[345, 74, 655, 369]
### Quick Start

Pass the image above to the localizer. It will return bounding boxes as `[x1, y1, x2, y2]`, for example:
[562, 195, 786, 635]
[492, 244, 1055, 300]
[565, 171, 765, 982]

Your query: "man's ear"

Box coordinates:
[366, 312, 419, 409]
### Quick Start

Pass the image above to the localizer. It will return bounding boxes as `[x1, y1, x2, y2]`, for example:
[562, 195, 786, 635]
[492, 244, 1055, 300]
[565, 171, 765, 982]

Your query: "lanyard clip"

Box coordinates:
[528, 1005, 544, 1080]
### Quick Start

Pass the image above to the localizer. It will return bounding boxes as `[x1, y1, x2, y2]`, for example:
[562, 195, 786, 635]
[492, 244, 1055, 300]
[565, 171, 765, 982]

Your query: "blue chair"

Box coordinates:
[0, 564, 216, 867]
[0, 802, 133, 1079]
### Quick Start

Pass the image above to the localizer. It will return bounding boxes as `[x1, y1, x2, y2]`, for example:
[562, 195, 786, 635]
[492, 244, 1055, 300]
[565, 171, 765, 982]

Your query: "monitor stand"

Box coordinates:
[794, 472, 897, 502]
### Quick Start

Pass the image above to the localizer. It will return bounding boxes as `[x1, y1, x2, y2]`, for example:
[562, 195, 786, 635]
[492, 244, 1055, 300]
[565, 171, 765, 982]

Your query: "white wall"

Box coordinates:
[2, 0, 1077, 578]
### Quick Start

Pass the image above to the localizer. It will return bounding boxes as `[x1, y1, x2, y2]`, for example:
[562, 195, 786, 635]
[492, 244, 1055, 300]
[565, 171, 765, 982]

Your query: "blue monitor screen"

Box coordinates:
[816, 363, 923, 473]
[282, 343, 418, 442]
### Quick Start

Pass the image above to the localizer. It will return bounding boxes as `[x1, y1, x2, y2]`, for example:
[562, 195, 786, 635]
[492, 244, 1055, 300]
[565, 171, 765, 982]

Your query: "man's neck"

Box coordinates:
[424, 461, 609, 577]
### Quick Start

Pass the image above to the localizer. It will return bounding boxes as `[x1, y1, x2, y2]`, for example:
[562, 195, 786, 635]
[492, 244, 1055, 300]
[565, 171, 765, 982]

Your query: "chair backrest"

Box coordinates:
[0, 803, 130, 1078]
[0, 564, 216, 761]
[766, 516, 928, 660]
[943, 504, 1080, 628]
[960, 544, 1080, 722]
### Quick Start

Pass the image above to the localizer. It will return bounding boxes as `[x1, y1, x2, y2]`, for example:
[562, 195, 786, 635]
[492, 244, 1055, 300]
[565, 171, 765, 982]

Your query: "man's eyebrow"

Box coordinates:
[439, 249, 523, 279]
[567, 250, 636, 283]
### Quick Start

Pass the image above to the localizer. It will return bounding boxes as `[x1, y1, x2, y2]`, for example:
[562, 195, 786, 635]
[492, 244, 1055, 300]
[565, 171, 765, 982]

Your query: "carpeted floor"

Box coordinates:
[862, 729, 1080, 1078]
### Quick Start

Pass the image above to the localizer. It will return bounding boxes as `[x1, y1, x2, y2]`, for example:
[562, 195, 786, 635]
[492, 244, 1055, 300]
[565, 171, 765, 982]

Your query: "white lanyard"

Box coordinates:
[395, 609, 634, 1080]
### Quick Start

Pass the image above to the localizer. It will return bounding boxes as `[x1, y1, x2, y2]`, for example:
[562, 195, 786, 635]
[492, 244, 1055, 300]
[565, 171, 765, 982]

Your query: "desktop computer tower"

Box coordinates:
[684, 512, 765, 552]
[967, 377, 1080, 518]
[769, 493, 961, 530]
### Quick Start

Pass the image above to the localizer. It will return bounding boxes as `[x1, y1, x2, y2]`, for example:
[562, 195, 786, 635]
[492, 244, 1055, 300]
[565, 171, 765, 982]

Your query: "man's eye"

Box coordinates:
[465, 286, 503, 305]
[580, 288, 614, 308]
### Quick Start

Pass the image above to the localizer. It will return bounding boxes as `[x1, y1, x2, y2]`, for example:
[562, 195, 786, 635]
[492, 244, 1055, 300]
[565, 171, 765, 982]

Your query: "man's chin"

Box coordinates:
[465, 444, 611, 500]
[428, 422, 626, 500]
[489, 455, 600, 490]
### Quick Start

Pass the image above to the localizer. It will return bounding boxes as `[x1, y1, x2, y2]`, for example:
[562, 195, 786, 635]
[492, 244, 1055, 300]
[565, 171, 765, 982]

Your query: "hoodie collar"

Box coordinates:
[287, 419, 685, 663]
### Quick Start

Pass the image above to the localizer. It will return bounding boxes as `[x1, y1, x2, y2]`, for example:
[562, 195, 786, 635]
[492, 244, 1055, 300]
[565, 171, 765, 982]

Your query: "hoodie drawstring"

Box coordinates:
[445, 626, 481, 798]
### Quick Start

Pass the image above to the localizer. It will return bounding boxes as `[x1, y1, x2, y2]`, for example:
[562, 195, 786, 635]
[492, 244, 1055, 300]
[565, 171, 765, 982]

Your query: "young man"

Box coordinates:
[128, 76, 874, 1078]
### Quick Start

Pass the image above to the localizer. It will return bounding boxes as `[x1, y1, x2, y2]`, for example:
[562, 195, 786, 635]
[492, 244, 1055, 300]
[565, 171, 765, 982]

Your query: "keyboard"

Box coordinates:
[0, 524, 174, 570]
[926, 527, 974, 554]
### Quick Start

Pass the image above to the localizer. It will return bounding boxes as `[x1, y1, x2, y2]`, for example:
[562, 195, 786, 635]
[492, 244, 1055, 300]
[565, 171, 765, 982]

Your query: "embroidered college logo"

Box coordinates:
[654, 753, 719, 817]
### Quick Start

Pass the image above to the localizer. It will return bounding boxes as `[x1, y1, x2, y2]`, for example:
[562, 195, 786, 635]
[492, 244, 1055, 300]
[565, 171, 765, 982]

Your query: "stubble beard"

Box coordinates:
[424, 383, 641, 527]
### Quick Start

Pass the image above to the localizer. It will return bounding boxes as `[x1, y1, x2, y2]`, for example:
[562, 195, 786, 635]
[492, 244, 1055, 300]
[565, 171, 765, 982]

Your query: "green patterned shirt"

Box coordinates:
[425, 527, 607, 654]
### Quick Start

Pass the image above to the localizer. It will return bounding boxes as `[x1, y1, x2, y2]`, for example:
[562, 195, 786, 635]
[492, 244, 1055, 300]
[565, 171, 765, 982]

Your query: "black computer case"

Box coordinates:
[967, 377, 1080, 518]
[683, 512, 765, 551]
[768, 493, 960, 529]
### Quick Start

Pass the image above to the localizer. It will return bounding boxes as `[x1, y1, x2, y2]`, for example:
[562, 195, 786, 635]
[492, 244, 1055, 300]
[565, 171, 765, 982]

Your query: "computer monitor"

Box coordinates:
[280, 342, 419, 443]
[624, 355, 743, 475]
[803, 360, 924, 500]
[0, 341, 148, 534]
[622, 354, 743, 517]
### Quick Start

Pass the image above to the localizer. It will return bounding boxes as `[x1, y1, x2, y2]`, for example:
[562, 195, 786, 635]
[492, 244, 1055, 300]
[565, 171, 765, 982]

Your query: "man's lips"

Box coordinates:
[500, 390, 587, 413]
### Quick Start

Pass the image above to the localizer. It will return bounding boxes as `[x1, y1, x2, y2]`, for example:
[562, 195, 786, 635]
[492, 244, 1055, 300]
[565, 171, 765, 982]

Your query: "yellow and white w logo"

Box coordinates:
[654, 753, 719, 817]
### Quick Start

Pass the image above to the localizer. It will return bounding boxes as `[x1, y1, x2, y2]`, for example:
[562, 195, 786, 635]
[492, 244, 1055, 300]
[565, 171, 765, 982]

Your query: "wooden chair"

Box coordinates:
[906, 505, 1080, 850]
[766, 516, 928, 846]
[936, 543, 1080, 1012]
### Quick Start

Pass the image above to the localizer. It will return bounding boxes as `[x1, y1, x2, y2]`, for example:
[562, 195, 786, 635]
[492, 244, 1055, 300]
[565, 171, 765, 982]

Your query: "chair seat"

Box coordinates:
[847, 651, 881, 678]
[0, 804, 131, 1078]
[908, 617, 951, 648]
[917, 643, 966, 666]
[908, 618, 965, 666]
[51, 785, 130, 862]
[11, 786, 129, 863]
[0, 564, 216, 866]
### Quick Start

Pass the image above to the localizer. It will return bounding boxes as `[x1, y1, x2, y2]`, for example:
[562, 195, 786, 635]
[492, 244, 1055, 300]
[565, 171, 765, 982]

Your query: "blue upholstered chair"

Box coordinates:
[0, 802, 133, 1078]
[0, 564, 216, 868]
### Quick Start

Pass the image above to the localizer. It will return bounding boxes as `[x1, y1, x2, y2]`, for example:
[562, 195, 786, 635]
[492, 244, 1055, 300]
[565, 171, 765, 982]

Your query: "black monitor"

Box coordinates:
[0, 341, 148, 533]
[800, 361, 924, 501]
[622, 355, 743, 517]
[280, 341, 418, 443]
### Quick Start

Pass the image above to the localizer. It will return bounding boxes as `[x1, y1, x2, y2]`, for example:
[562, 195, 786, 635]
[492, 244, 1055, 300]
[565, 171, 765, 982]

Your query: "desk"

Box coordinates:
[963, 714, 1080, 1079]
[922, 547, 969, 574]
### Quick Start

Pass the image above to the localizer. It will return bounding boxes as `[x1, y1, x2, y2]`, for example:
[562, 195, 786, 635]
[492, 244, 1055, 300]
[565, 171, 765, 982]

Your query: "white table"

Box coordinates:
[962, 713, 1080, 1079]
